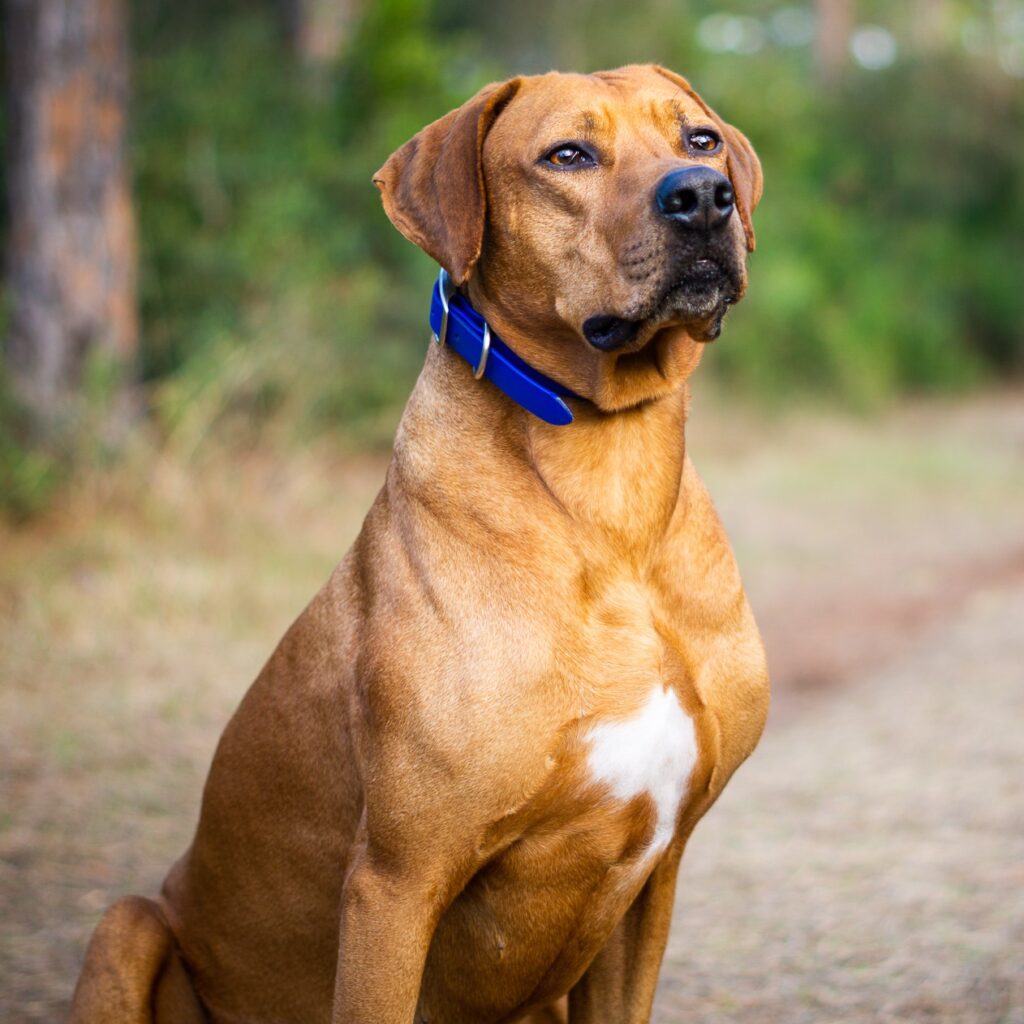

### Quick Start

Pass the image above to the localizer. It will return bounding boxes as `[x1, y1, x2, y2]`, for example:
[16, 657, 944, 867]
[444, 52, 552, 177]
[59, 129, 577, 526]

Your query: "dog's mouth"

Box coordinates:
[678, 257, 729, 291]
[582, 258, 738, 352]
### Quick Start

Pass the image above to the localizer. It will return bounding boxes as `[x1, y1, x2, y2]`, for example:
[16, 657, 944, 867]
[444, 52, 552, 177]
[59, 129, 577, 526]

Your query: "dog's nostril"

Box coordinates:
[678, 189, 699, 215]
[714, 183, 734, 211]
[663, 188, 699, 215]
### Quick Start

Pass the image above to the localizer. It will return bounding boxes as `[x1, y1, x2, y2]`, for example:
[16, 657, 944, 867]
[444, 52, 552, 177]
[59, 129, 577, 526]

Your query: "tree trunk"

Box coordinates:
[814, 0, 853, 85]
[4, 0, 137, 423]
[910, 0, 950, 53]
[280, 0, 359, 65]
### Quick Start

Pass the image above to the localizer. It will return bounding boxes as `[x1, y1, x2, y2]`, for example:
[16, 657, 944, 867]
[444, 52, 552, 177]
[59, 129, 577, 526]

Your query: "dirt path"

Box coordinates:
[1, 394, 1022, 1020]
[654, 578, 1024, 1024]
[690, 391, 1024, 717]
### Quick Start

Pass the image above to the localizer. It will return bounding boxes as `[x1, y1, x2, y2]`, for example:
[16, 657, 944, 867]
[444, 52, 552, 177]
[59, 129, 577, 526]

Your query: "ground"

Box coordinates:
[656, 572, 1024, 1024]
[2, 392, 1023, 1021]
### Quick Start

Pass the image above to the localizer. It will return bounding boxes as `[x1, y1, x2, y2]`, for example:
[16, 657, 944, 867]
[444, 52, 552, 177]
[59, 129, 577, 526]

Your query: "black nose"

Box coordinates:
[655, 167, 734, 231]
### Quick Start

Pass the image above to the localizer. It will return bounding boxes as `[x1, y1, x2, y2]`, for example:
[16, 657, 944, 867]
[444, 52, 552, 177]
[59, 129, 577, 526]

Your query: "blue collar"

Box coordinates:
[428, 269, 580, 426]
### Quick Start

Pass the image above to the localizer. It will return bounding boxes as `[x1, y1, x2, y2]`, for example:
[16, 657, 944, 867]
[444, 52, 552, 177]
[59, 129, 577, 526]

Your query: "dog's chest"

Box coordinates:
[424, 683, 700, 1017]
[582, 684, 698, 855]
[554, 575, 697, 842]
[421, 566, 756, 1017]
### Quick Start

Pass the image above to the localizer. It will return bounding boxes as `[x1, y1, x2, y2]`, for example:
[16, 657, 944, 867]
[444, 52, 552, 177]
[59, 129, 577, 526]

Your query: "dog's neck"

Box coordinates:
[393, 342, 691, 563]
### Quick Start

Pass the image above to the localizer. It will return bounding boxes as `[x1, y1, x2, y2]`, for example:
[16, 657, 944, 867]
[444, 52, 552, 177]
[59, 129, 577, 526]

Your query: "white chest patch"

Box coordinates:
[586, 687, 698, 854]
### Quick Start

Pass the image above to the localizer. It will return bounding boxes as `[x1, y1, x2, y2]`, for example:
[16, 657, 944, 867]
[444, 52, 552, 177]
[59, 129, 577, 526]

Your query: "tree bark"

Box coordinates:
[280, 0, 359, 65]
[910, 0, 950, 53]
[4, 0, 137, 422]
[814, 0, 853, 85]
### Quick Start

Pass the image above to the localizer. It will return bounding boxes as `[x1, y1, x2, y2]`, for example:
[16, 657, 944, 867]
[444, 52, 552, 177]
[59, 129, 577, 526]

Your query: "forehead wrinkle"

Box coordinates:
[536, 105, 615, 142]
[641, 96, 691, 132]
[612, 98, 685, 155]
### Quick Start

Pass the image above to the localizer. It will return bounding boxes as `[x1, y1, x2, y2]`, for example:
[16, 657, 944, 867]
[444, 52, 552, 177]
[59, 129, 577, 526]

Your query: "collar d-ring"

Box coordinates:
[434, 267, 458, 347]
[426, 266, 581, 426]
[474, 322, 491, 379]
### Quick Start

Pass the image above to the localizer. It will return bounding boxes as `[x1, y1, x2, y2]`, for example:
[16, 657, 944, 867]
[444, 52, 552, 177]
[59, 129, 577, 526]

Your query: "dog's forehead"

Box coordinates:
[498, 67, 710, 144]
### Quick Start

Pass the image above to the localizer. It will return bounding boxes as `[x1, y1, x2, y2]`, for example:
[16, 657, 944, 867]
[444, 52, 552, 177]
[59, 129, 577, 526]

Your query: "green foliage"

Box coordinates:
[708, 49, 1022, 405]
[130, 0, 1023, 452]
[0, 289, 61, 521]
[0, 367, 64, 523]
[4, 0, 1023, 519]
[133, 1, 496, 449]
[0, 343, 141, 521]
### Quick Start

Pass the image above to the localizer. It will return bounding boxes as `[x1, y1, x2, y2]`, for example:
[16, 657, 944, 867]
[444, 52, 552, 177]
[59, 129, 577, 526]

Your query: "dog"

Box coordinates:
[70, 63, 769, 1024]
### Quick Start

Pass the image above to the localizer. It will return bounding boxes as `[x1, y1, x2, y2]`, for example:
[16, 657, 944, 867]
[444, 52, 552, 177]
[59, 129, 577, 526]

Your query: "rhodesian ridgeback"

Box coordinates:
[70, 64, 769, 1023]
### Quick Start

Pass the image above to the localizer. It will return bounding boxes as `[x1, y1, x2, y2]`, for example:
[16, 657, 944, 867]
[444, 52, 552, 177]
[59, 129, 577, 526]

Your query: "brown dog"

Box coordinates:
[70, 64, 769, 1024]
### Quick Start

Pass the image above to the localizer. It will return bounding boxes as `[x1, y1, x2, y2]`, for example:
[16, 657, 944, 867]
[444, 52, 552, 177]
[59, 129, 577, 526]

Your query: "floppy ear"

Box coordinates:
[717, 122, 763, 252]
[373, 78, 522, 285]
[653, 65, 763, 252]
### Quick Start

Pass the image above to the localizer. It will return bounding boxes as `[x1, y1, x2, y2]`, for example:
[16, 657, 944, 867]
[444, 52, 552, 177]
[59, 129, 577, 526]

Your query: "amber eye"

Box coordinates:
[686, 129, 721, 154]
[544, 144, 596, 168]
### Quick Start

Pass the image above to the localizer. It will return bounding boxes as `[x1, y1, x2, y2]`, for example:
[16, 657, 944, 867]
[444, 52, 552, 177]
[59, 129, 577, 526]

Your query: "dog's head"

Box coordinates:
[375, 65, 762, 412]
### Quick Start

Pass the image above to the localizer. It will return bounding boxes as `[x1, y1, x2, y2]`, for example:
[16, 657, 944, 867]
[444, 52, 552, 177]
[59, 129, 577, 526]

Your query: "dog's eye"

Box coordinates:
[544, 144, 595, 168]
[686, 129, 721, 154]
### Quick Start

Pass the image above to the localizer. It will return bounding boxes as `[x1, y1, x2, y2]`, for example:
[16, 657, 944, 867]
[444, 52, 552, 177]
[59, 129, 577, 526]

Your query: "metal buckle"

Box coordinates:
[474, 322, 491, 380]
[432, 266, 490, 380]
[434, 267, 457, 347]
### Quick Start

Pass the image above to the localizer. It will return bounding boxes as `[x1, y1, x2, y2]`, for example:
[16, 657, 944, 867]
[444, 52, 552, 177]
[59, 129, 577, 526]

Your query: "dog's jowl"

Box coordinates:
[71, 64, 769, 1024]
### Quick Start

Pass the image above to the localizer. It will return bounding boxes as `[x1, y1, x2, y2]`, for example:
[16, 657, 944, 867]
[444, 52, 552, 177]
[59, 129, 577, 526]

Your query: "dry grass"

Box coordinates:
[2, 393, 1023, 1021]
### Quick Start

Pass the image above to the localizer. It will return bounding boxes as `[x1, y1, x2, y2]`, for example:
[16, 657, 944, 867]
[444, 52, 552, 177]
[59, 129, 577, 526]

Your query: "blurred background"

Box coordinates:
[1, 1, 1023, 1021]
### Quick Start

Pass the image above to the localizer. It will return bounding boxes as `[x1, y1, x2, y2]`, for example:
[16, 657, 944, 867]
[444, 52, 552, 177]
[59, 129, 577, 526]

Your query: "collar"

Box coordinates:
[428, 268, 580, 426]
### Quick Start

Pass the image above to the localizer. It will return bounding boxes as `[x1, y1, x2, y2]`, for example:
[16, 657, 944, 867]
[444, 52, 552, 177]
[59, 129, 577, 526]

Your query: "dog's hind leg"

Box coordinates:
[69, 895, 206, 1023]
[522, 998, 568, 1024]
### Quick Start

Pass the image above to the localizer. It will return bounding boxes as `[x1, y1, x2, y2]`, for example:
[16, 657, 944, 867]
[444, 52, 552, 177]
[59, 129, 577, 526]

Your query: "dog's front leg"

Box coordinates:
[331, 843, 447, 1023]
[568, 844, 685, 1024]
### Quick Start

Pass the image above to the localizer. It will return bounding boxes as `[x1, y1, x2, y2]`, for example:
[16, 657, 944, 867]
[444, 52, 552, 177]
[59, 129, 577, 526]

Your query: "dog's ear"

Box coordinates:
[652, 66, 763, 252]
[373, 79, 522, 285]
[717, 122, 762, 252]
